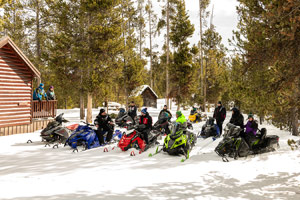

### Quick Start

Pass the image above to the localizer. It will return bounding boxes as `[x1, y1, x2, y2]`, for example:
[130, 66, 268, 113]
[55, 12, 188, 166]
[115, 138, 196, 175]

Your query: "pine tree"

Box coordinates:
[169, 0, 196, 110]
[1, 0, 28, 50]
[145, 0, 158, 89]
[120, 0, 147, 109]
[232, 0, 300, 135]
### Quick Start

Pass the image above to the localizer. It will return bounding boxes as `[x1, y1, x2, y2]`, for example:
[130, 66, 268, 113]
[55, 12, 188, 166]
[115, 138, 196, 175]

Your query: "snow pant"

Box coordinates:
[96, 126, 113, 145]
[216, 120, 224, 135]
[141, 129, 150, 144]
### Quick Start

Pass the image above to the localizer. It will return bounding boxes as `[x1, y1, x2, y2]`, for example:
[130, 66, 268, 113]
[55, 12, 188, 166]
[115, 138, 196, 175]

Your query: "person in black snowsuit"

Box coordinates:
[94, 109, 114, 145]
[229, 107, 244, 129]
[128, 101, 137, 123]
[158, 105, 172, 121]
[138, 108, 152, 144]
[213, 101, 226, 135]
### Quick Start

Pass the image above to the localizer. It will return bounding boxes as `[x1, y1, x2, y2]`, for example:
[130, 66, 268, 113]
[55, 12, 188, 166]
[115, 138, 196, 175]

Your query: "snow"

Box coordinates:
[0, 100, 300, 200]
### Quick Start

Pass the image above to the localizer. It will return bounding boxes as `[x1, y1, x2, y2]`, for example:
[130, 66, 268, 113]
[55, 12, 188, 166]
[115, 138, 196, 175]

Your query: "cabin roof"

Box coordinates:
[0, 36, 41, 78]
[131, 85, 158, 98]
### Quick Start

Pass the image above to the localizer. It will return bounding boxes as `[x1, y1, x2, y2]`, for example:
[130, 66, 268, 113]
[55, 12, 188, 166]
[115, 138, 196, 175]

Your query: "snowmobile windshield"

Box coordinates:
[117, 110, 126, 119]
[225, 123, 241, 137]
[55, 113, 68, 123]
[170, 122, 183, 135]
[55, 113, 64, 122]
[208, 117, 215, 126]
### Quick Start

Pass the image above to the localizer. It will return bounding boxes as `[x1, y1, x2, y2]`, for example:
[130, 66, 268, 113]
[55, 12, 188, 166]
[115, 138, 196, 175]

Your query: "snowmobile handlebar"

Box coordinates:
[81, 121, 95, 127]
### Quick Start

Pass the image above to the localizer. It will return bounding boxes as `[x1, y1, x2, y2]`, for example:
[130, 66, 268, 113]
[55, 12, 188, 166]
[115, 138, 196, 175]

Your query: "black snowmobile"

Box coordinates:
[115, 108, 134, 127]
[40, 113, 76, 148]
[152, 114, 171, 135]
[215, 123, 279, 161]
[199, 117, 220, 138]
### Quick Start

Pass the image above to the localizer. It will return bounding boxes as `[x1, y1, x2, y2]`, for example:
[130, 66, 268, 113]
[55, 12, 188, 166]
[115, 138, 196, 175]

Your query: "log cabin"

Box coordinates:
[131, 85, 158, 108]
[0, 36, 57, 136]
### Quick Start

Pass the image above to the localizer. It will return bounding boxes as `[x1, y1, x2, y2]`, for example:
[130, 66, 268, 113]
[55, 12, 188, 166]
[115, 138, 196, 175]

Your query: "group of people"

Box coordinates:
[213, 101, 258, 146]
[33, 83, 56, 101]
[93, 103, 186, 146]
[92, 100, 258, 148]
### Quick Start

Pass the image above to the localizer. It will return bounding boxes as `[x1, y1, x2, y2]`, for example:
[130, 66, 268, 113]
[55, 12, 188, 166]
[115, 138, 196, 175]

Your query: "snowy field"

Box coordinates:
[1, 100, 300, 200]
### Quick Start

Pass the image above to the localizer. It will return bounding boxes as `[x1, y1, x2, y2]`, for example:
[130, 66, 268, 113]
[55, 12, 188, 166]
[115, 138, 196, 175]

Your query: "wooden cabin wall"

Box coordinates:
[0, 44, 33, 128]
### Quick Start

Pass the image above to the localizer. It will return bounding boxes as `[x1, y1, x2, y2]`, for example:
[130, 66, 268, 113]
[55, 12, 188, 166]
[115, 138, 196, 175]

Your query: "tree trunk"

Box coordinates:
[86, 93, 93, 124]
[177, 100, 180, 111]
[291, 107, 299, 136]
[259, 115, 264, 125]
[166, 0, 170, 108]
[203, 57, 207, 112]
[36, 0, 41, 60]
[80, 93, 85, 120]
[138, 0, 143, 58]
[149, 2, 153, 89]
[105, 100, 108, 113]
[125, 88, 129, 111]
[199, 0, 204, 98]
[292, 80, 299, 136]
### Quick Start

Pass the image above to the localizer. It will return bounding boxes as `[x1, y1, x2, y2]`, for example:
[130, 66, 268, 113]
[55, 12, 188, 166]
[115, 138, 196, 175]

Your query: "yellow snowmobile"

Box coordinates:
[188, 108, 202, 123]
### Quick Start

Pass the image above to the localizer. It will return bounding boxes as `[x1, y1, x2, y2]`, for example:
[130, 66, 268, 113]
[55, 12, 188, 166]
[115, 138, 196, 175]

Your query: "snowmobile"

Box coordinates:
[163, 122, 197, 159]
[188, 109, 205, 123]
[118, 124, 160, 152]
[215, 123, 279, 160]
[115, 108, 134, 127]
[66, 123, 122, 152]
[152, 114, 170, 135]
[40, 113, 78, 147]
[199, 117, 220, 138]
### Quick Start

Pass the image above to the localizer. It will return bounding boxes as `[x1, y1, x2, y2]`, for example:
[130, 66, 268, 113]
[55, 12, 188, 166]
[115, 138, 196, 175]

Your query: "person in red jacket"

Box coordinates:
[138, 108, 152, 144]
[213, 101, 226, 135]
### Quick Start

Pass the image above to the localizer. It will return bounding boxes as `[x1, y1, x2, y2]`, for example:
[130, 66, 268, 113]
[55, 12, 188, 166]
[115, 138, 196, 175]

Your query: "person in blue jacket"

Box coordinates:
[33, 83, 47, 101]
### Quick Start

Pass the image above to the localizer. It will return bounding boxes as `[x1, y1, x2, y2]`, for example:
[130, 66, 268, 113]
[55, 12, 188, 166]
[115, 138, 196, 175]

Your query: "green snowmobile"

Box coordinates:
[163, 122, 197, 159]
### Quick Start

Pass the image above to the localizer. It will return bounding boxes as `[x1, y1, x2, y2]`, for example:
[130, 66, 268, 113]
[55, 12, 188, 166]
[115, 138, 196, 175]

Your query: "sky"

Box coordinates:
[151, 0, 239, 51]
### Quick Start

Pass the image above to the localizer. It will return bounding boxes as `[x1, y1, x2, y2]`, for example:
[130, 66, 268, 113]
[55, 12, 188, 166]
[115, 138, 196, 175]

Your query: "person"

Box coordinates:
[244, 114, 258, 147]
[94, 108, 114, 145]
[190, 107, 197, 115]
[176, 111, 187, 132]
[138, 108, 152, 144]
[46, 86, 56, 100]
[213, 101, 226, 135]
[201, 117, 220, 138]
[33, 83, 47, 101]
[158, 105, 172, 121]
[128, 101, 137, 122]
[229, 107, 244, 129]
[176, 111, 186, 125]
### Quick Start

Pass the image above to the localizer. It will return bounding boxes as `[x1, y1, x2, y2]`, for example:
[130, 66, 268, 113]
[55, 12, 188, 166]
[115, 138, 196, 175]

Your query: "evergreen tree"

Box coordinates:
[1, 0, 28, 51]
[169, 0, 196, 110]
[145, 0, 158, 88]
[232, 0, 300, 135]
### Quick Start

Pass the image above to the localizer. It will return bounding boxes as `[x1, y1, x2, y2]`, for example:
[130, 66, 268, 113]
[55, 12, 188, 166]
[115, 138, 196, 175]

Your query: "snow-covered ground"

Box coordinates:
[0, 100, 300, 200]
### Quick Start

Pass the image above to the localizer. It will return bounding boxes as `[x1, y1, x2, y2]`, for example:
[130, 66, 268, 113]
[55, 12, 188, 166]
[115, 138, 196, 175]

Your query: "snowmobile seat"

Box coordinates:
[260, 128, 267, 140]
